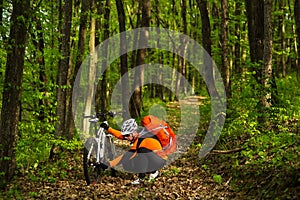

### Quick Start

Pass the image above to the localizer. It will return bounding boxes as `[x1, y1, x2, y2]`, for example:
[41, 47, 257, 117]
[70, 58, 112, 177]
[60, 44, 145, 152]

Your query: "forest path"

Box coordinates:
[2, 148, 237, 199]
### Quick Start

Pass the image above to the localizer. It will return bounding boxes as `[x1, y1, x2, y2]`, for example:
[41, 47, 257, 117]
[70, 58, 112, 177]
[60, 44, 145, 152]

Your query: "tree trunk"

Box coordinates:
[196, 0, 211, 57]
[196, 0, 219, 98]
[130, 0, 150, 118]
[0, 0, 30, 188]
[295, 0, 300, 78]
[66, 0, 80, 138]
[56, 0, 73, 138]
[280, 0, 287, 77]
[0, 0, 5, 42]
[31, 17, 48, 121]
[83, 0, 97, 133]
[181, 0, 187, 96]
[262, 0, 273, 108]
[73, 0, 90, 115]
[234, 1, 242, 75]
[154, 0, 163, 100]
[116, 0, 130, 119]
[245, 0, 264, 83]
[220, 0, 231, 98]
[102, 0, 110, 112]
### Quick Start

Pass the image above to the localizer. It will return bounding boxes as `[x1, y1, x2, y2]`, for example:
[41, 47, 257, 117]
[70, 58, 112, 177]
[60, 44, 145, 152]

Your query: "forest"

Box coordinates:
[0, 0, 300, 199]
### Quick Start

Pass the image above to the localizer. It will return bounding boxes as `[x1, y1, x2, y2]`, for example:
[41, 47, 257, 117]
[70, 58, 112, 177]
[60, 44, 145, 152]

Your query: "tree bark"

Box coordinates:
[196, 0, 219, 99]
[234, 1, 242, 75]
[83, 0, 97, 133]
[98, 0, 110, 114]
[262, 0, 273, 108]
[116, 0, 130, 119]
[0, 0, 30, 188]
[0, 0, 5, 42]
[175, 0, 188, 100]
[220, 0, 231, 98]
[31, 16, 48, 121]
[245, 0, 264, 83]
[130, 0, 150, 118]
[56, 0, 73, 138]
[72, 0, 90, 115]
[295, 0, 300, 78]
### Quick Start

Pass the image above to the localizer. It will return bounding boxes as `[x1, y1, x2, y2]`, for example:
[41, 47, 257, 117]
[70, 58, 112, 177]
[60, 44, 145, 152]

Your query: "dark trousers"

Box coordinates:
[120, 147, 166, 174]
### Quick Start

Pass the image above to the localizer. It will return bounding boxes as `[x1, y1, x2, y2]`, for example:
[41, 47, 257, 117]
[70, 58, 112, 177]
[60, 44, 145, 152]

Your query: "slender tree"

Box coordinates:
[72, 0, 90, 116]
[262, 0, 273, 108]
[31, 16, 48, 121]
[153, 0, 163, 100]
[130, 0, 151, 118]
[83, 0, 97, 133]
[0, 0, 30, 188]
[116, 0, 130, 119]
[220, 0, 231, 98]
[280, 1, 287, 77]
[0, 0, 5, 42]
[295, 0, 300, 78]
[74, 0, 89, 78]
[97, 0, 110, 114]
[196, 0, 219, 99]
[56, 0, 73, 138]
[245, 0, 264, 83]
[234, 0, 242, 75]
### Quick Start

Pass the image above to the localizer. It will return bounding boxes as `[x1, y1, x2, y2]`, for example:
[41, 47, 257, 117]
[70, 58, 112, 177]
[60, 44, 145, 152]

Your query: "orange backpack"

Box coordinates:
[141, 115, 177, 155]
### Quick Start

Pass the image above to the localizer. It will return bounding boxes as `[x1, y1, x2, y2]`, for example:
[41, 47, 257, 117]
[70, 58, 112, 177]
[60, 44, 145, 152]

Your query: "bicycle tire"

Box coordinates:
[83, 137, 104, 185]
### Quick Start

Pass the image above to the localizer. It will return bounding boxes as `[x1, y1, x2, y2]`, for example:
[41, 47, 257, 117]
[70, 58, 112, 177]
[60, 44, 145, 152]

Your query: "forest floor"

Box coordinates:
[1, 146, 299, 200]
[1, 96, 299, 199]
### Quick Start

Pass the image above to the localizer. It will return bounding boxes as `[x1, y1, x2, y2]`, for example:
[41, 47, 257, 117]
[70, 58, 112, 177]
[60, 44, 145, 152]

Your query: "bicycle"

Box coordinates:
[83, 111, 119, 185]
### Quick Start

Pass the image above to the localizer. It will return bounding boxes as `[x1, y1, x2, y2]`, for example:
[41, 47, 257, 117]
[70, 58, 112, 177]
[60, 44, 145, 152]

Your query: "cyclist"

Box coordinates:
[100, 118, 166, 185]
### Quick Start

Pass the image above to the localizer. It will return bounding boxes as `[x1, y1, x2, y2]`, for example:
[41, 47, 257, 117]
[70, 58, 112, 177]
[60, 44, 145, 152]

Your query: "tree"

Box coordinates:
[31, 15, 48, 121]
[196, 0, 219, 99]
[295, 0, 300, 78]
[83, 0, 97, 133]
[220, 0, 231, 98]
[56, 0, 73, 138]
[130, 0, 151, 118]
[0, 0, 5, 42]
[0, 0, 30, 187]
[233, 0, 242, 75]
[97, 0, 110, 114]
[174, 0, 187, 100]
[72, 0, 90, 115]
[245, 0, 264, 83]
[262, 0, 273, 108]
[116, 0, 130, 119]
[245, 0, 276, 123]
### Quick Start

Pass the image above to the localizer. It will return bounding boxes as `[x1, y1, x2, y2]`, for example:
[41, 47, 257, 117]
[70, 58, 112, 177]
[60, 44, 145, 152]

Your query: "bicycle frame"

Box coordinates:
[83, 111, 120, 185]
[84, 111, 118, 165]
[86, 117, 107, 164]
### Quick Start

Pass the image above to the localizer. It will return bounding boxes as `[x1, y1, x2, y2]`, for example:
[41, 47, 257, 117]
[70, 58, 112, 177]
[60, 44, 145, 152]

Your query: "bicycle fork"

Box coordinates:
[96, 125, 106, 163]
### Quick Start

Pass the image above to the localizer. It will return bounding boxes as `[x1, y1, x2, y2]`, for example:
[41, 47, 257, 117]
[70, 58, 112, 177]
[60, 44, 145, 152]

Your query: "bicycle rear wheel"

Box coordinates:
[83, 137, 104, 185]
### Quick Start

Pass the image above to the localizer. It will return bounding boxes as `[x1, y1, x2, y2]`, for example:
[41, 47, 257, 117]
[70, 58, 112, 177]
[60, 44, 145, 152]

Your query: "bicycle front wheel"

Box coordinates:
[83, 137, 104, 185]
[105, 136, 117, 177]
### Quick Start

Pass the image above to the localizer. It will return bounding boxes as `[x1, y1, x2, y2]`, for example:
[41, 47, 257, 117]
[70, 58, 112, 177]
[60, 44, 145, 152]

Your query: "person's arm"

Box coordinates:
[100, 123, 125, 140]
[107, 127, 124, 140]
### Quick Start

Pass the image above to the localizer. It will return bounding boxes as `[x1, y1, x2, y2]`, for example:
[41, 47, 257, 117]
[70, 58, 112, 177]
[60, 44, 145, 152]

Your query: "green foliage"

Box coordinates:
[200, 74, 300, 199]
[213, 174, 222, 184]
[17, 118, 82, 173]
